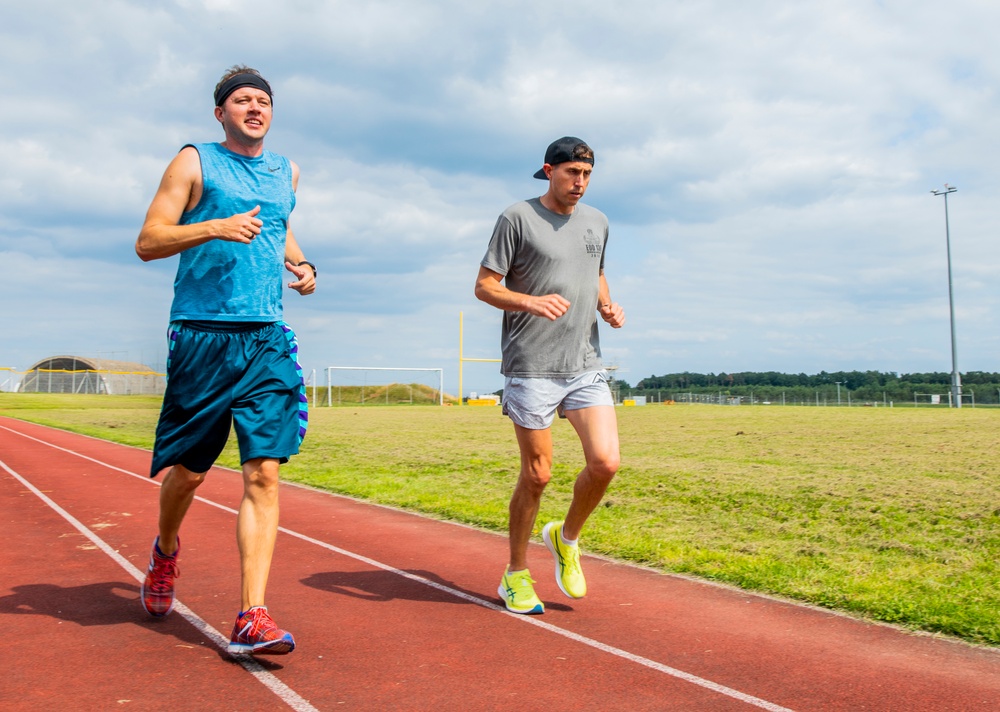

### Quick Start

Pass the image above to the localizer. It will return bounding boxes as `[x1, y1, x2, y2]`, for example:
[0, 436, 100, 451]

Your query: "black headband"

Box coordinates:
[214, 73, 273, 107]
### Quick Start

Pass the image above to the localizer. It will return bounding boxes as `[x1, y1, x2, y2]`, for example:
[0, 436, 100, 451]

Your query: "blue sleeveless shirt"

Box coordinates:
[169, 142, 296, 322]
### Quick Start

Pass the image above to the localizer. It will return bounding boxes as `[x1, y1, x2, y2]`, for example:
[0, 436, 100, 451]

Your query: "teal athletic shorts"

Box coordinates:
[150, 320, 308, 477]
[501, 370, 614, 430]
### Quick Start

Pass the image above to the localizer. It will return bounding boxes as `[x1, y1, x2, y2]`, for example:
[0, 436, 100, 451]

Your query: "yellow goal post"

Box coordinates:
[458, 311, 501, 405]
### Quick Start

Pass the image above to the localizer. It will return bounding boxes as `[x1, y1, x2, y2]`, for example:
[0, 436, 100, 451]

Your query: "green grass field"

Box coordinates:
[2, 393, 997, 647]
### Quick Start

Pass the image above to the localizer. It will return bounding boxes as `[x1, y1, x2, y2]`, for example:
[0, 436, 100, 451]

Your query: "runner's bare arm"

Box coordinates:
[597, 270, 625, 328]
[474, 265, 570, 321]
[135, 147, 263, 261]
[284, 226, 315, 296]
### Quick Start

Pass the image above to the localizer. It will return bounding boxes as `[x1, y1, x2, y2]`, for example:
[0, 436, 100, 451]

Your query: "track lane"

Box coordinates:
[2, 417, 998, 710]
[1, 454, 314, 711]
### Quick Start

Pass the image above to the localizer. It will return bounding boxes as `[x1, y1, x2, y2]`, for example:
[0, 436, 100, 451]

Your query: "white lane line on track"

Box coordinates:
[1, 423, 795, 712]
[0, 456, 319, 712]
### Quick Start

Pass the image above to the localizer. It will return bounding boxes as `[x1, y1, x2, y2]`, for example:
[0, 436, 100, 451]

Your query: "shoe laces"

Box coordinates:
[505, 571, 537, 598]
[556, 536, 582, 574]
[242, 606, 277, 634]
[564, 548, 582, 575]
[149, 558, 179, 592]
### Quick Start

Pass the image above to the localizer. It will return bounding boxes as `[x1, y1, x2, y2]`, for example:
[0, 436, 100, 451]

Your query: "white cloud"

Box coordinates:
[2, 0, 999, 397]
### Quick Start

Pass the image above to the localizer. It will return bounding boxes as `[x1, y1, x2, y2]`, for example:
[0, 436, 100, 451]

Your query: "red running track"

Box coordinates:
[1, 416, 998, 711]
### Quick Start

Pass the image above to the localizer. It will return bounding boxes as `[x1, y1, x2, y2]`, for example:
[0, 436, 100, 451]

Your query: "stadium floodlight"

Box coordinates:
[930, 184, 961, 408]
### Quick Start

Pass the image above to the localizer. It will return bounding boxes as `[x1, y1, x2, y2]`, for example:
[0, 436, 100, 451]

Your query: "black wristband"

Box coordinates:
[297, 260, 317, 277]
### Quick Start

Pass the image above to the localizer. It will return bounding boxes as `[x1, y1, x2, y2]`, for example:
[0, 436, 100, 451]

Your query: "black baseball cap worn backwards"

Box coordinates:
[533, 136, 594, 179]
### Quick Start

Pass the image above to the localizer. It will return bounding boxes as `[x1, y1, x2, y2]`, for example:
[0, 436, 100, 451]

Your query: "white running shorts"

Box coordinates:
[501, 371, 614, 430]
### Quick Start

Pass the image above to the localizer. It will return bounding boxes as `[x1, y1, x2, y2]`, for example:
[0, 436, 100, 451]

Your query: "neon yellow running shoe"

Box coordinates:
[498, 567, 544, 614]
[542, 521, 587, 599]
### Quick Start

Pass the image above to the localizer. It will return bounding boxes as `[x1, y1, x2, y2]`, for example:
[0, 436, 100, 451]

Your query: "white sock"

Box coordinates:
[560, 530, 578, 548]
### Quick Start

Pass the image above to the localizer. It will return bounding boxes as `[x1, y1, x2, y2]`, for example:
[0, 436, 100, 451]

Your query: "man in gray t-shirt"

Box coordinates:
[475, 136, 626, 615]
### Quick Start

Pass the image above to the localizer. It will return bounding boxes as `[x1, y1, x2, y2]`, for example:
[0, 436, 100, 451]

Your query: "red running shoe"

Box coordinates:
[141, 537, 179, 617]
[227, 606, 296, 655]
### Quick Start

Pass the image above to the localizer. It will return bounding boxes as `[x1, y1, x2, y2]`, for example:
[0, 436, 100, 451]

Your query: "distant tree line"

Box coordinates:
[617, 370, 1000, 404]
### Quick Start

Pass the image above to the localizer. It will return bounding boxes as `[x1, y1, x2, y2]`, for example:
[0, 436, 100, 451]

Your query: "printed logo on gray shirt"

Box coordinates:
[584, 229, 603, 257]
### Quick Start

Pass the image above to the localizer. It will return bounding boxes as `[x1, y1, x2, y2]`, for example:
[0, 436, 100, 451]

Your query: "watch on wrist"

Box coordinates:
[297, 260, 317, 277]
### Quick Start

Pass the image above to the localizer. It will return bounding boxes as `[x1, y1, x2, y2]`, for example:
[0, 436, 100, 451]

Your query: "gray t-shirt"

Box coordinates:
[481, 197, 609, 377]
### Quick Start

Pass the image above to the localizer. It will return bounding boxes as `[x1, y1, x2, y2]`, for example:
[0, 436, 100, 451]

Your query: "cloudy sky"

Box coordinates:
[2, 1, 998, 396]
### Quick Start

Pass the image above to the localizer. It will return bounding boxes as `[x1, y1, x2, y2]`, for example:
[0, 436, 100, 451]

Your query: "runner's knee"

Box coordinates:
[588, 452, 620, 484]
[166, 465, 206, 492]
[243, 459, 280, 492]
[519, 456, 552, 491]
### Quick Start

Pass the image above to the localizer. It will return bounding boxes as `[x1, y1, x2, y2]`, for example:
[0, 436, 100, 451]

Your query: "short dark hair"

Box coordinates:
[572, 143, 594, 162]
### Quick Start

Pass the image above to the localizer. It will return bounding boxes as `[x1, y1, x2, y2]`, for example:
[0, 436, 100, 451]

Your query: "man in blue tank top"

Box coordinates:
[135, 65, 316, 655]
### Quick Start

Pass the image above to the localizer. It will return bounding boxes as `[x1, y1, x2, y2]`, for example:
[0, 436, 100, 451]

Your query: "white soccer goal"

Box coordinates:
[323, 366, 445, 406]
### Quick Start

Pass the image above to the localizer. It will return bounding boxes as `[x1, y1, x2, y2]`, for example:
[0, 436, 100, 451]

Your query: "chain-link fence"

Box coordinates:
[6, 357, 165, 395]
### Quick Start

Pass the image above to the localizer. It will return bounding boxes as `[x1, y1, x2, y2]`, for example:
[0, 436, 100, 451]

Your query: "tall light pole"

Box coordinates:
[835, 381, 842, 405]
[930, 185, 961, 408]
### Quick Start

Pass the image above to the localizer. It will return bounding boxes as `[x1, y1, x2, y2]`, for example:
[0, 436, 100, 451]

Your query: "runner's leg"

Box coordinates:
[238, 457, 281, 610]
[157, 464, 206, 554]
[562, 405, 620, 540]
[508, 424, 553, 570]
